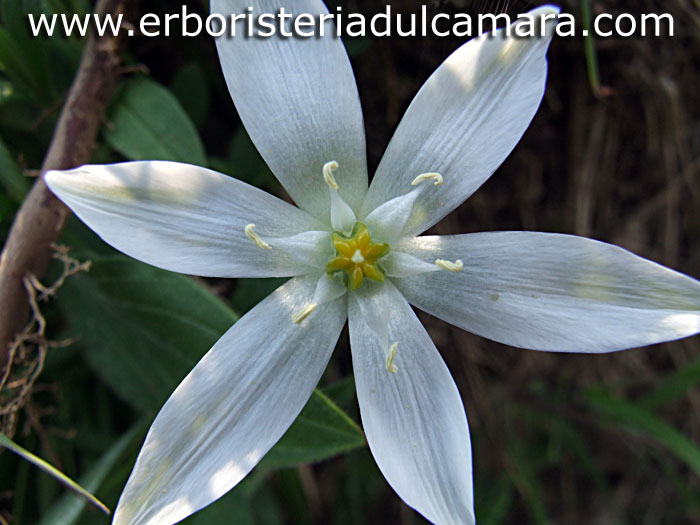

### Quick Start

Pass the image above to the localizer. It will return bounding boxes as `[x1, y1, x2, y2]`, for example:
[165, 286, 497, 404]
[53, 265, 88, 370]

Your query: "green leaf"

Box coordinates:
[640, 356, 700, 411]
[585, 387, 700, 478]
[170, 62, 210, 127]
[0, 135, 30, 201]
[0, 0, 68, 104]
[37, 423, 146, 525]
[580, 0, 602, 96]
[503, 406, 549, 525]
[184, 485, 255, 525]
[57, 255, 237, 412]
[0, 432, 109, 516]
[263, 389, 365, 468]
[231, 277, 287, 315]
[57, 253, 365, 467]
[104, 77, 207, 166]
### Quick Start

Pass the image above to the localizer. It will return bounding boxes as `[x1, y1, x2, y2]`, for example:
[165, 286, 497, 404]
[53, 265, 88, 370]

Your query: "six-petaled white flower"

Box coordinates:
[45, 1, 700, 524]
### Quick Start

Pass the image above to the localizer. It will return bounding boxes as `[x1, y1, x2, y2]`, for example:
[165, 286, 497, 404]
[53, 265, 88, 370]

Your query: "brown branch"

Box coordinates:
[0, 0, 136, 370]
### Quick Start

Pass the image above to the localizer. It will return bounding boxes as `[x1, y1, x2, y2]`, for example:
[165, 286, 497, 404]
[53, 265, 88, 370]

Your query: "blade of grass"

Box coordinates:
[640, 357, 700, 411]
[581, 0, 602, 96]
[0, 432, 110, 515]
[38, 421, 148, 525]
[585, 388, 700, 478]
[504, 406, 549, 525]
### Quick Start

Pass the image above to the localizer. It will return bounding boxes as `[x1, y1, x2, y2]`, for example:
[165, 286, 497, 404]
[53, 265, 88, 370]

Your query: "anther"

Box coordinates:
[323, 161, 340, 190]
[245, 224, 271, 250]
[411, 172, 443, 186]
[292, 303, 318, 324]
[435, 258, 463, 272]
[385, 342, 399, 373]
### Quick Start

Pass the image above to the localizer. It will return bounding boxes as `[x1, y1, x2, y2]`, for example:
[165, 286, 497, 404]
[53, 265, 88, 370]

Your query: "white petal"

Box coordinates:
[382, 251, 438, 278]
[268, 230, 333, 269]
[363, 188, 421, 243]
[45, 162, 326, 277]
[113, 275, 347, 525]
[361, 6, 559, 236]
[394, 233, 700, 352]
[311, 272, 347, 306]
[212, 0, 368, 221]
[330, 187, 357, 233]
[349, 281, 474, 524]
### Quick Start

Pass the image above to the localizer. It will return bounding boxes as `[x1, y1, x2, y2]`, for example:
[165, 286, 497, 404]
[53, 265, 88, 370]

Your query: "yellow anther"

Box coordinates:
[411, 172, 443, 186]
[435, 258, 463, 272]
[245, 224, 271, 250]
[323, 161, 339, 190]
[292, 303, 318, 324]
[385, 342, 398, 373]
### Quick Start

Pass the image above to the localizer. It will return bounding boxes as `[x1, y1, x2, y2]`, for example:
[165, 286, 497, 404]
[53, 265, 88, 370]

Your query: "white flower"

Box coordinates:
[44, 1, 700, 524]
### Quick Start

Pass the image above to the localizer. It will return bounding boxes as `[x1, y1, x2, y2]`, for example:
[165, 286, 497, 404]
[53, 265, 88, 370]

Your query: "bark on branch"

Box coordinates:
[0, 0, 136, 369]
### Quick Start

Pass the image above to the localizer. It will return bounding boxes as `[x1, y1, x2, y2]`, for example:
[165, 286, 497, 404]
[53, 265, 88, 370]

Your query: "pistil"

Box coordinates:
[326, 223, 390, 290]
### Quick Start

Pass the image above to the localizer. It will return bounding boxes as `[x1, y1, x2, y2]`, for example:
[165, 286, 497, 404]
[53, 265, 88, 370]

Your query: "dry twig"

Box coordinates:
[0, 245, 91, 438]
[0, 0, 136, 371]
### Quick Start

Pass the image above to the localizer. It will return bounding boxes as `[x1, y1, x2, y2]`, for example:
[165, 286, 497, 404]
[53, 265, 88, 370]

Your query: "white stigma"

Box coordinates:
[351, 250, 364, 264]
[245, 224, 271, 250]
[411, 172, 443, 186]
[292, 303, 318, 324]
[435, 258, 463, 272]
[385, 342, 399, 373]
[323, 160, 339, 190]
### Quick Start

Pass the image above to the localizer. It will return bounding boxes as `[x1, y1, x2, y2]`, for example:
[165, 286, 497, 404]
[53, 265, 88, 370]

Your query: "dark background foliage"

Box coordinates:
[1, 0, 699, 523]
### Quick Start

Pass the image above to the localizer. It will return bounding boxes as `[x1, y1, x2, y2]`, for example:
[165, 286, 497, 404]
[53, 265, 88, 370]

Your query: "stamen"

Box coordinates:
[292, 303, 318, 324]
[385, 342, 399, 373]
[411, 172, 443, 186]
[323, 161, 339, 190]
[435, 258, 463, 272]
[292, 274, 347, 325]
[245, 224, 271, 250]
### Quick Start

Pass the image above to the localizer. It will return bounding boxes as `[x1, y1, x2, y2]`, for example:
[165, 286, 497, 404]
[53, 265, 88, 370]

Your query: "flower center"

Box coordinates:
[326, 222, 390, 291]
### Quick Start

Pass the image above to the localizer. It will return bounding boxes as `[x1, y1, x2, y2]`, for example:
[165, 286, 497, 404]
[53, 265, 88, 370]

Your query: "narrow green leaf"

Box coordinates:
[580, 0, 602, 96]
[0, 135, 30, 201]
[477, 474, 515, 525]
[640, 357, 700, 411]
[104, 77, 207, 166]
[262, 389, 365, 468]
[503, 406, 550, 525]
[184, 484, 255, 525]
[585, 388, 700, 478]
[0, 0, 58, 104]
[37, 423, 146, 525]
[0, 432, 109, 515]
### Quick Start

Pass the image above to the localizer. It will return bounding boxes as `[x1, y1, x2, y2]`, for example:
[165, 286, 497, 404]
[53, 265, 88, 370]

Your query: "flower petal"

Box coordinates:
[394, 233, 700, 352]
[113, 275, 347, 525]
[361, 6, 559, 235]
[349, 281, 474, 524]
[45, 161, 326, 277]
[212, 0, 368, 221]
